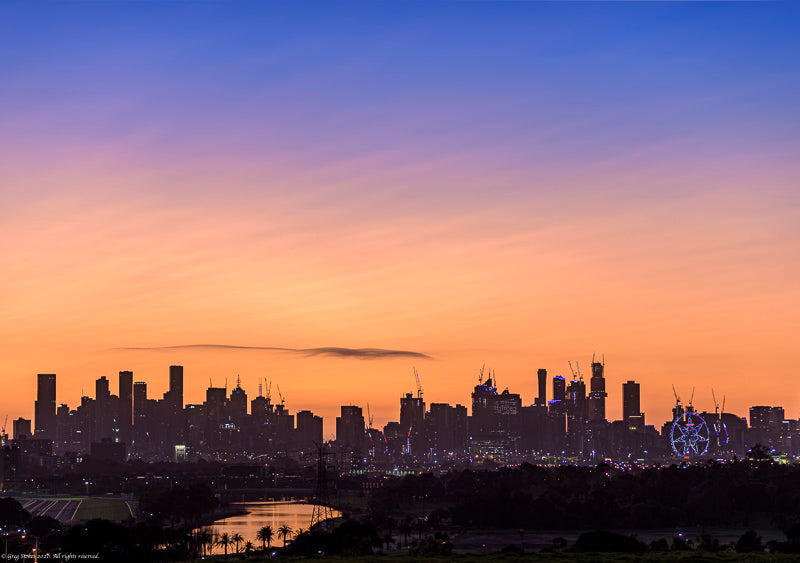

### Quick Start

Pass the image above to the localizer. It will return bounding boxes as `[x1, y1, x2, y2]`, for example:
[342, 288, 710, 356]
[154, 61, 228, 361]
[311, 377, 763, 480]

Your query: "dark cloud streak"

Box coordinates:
[113, 344, 432, 360]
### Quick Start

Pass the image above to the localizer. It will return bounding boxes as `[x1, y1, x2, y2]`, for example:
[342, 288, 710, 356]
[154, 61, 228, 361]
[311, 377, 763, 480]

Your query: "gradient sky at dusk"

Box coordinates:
[2, 1, 799, 435]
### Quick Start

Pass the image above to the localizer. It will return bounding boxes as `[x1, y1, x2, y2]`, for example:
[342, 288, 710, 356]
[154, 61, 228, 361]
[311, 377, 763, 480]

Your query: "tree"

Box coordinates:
[195, 530, 212, 557]
[244, 540, 255, 555]
[231, 533, 243, 554]
[216, 532, 231, 559]
[204, 532, 215, 556]
[736, 530, 763, 553]
[278, 524, 293, 547]
[256, 525, 273, 551]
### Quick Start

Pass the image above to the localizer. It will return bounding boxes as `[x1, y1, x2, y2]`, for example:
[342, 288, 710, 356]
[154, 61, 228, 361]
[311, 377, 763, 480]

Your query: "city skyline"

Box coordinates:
[10, 361, 791, 444]
[2, 2, 800, 434]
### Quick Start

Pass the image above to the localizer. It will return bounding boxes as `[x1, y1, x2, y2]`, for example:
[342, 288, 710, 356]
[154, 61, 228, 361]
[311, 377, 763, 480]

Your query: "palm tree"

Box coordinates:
[231, 532, 244, 554]
[216, 532, 231, 559]
[256, 525, 274, 551]
[196, 530, 212, 557]
[244, 540, 255, 555]
[205, 532, 215, 556]
[278, 524, 293, 548]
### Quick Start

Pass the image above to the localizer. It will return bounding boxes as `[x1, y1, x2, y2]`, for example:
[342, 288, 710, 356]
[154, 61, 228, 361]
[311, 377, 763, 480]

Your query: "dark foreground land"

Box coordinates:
[5, 460, 800, 561]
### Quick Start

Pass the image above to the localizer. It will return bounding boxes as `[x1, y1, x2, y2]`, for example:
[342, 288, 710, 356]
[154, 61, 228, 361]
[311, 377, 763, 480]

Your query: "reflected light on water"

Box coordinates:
[199, 501, 341, 544]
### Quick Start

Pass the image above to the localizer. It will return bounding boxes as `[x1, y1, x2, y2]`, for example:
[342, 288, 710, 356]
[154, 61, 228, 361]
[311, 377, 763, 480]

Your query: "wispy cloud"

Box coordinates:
[112, 344, 432, 360]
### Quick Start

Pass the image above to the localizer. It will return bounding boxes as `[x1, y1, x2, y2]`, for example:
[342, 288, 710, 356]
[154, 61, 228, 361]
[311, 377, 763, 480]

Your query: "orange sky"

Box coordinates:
[2, 1, 799, 437]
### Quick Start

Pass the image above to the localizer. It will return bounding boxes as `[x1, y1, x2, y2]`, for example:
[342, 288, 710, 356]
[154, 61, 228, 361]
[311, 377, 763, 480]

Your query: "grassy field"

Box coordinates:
[73, 497, 137, 522]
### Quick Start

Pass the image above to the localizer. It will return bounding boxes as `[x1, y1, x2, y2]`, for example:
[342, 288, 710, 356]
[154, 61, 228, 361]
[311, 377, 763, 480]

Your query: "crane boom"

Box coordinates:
[414, 368, 423, 399]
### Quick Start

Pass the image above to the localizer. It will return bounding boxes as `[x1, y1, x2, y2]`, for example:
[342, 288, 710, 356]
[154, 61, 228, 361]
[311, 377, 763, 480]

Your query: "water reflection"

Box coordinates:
[200, 501, 341, 545]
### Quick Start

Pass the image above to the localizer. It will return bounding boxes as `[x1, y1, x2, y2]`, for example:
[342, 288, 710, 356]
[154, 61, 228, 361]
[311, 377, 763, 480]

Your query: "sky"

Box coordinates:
[1, 1, 799, 437]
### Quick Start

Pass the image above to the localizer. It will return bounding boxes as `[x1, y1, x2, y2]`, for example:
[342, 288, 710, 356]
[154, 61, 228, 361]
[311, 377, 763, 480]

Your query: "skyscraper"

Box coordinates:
[169, 365, 184, 410]
[588, 359, 607, 422]
[34, 373, 56, 439]
[536, 368, 547, 406]
[119, 371, 133, 443]
[335, 405, 366, 453]
[622, 380, 640, 425]
[400, 392, 425, 456]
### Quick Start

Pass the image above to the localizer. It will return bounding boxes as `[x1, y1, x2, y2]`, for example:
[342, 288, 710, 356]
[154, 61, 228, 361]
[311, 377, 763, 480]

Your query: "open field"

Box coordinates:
[16, 496, 137, 522]
[73, 496, 136, 521]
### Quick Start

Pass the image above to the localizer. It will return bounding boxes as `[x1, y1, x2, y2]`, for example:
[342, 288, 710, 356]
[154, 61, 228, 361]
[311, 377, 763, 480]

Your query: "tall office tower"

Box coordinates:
[169, 365, 184, 410]
[399, 392, 425, 456]
[548, 376, 568, 445]
[588, 359, 607, 422]
[552, 376, 566, 403]
[471, 377, 523, 455]
[536, 369, 547, 406]
[622, 380, 641, 425]
[94, 376, 113, 440]
[335, 405, 366, 453]
[133, 381, 147, 451]
[427, 403, 469, 457]
[119, 371, 133, 443]
[296, 410, 323, 452]
[251, 394, 273, 424]
[35, 373, 57, 439]
[566, 378, 587, 425]
[228, 377, 248, 421]
[133, 382, 147, 421]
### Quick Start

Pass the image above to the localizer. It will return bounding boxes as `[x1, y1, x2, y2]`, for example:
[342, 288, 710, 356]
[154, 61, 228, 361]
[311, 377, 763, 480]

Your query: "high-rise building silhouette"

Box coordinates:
[588, 359, 607, 422]
[536, 368, 547, 406]
[34, 374, 56, 439]
[622, 380, 640, 426]
[168, 365, 184, 410]
[119, 371, 133, 443]
[133, 381, 147, 451]
[228, 377, 248, 421]
[94, 376, 113, 441]
[427, 403, 468, 457]
[296, 410, 323, 452]
[335, 405, 365, 453]
[400, 392, 425, 456]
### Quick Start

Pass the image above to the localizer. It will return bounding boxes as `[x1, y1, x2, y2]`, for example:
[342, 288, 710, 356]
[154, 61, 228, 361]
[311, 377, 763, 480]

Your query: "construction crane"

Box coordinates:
[712, 389, 720, 416]
[478, 364, 485, 385]
[1, 415, 7, 437]
[671, 384, 685, 420]
[413, 368, 423, 400]
[366, 403, 376, 454]
[265, 379, 272, 401]
[277, 384, 285, 406]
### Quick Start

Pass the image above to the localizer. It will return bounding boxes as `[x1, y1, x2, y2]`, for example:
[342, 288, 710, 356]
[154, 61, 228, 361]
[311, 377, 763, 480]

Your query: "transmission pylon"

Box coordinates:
[310, 444, 336, 529]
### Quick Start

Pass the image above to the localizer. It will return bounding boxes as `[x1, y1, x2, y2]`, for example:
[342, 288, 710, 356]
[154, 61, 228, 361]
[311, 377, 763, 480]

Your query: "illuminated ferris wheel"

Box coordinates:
[671, 411, 710, 457]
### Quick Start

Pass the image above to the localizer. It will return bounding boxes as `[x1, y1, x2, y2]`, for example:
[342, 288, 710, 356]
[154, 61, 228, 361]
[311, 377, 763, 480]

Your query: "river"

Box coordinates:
[198, 501, 341, 547]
